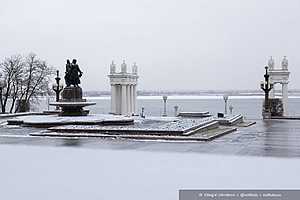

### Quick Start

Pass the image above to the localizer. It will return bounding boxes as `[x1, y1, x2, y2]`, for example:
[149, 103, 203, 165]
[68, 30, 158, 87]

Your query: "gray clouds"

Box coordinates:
[0, 0, 300, 91]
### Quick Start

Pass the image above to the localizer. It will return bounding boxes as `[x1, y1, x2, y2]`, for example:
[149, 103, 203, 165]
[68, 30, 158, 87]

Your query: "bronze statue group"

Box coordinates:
[64, 59, 83, 87]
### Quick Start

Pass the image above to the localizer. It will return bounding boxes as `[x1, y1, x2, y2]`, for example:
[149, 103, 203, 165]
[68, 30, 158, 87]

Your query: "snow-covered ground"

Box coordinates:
[10, 114, 215, 133]
[12, 114, 132, 123]
[0, 145, 299, 200]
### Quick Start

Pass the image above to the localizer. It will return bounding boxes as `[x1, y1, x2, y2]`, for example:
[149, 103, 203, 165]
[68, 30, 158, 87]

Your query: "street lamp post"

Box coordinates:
[140, 107, 145, 118]
[174, 105, 179, 117]
[229, 105, 233, 115]
[52, 70, 64, 110]
[223, 94, 229, 115]
[162, 95, 168, 117]
[260, 66, 273, 116]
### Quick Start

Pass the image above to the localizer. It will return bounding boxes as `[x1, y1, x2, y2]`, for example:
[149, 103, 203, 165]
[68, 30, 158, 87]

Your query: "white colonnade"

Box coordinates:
[108, 61, 138, 116]
[267, 56, 290, 116]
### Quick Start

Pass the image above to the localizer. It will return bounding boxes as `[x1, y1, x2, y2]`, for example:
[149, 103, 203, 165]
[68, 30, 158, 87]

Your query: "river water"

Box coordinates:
[36, 95, 300, 119]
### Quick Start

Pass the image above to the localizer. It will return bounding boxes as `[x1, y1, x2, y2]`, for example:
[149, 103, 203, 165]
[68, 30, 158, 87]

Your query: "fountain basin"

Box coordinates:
[50, 101, 96, 116]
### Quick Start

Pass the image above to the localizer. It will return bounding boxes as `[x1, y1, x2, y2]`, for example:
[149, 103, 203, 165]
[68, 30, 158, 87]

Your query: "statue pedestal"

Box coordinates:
[50, 86, 95, 116]
[262, 98, 284, 119]
[262, 111, 272, 119]
[269, 98, 284, 117]
[61, 87, 84, 102]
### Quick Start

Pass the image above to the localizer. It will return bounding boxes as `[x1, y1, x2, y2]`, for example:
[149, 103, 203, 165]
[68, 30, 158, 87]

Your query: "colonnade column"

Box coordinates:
[116, 85, 121, 115]
[129, 85, 133, 116]
[126, 85, 130, 115]
[121, 85, 127, 115]
[130, 85, 134, 115]
[282, 83, 288, 116]
[133, 84, 137, 115]
[110, 84, 116, 114]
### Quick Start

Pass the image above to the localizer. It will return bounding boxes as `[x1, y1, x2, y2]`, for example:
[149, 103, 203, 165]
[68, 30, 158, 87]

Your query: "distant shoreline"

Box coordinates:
[85, 95, 300, 100]
[83, 90, 300, 97]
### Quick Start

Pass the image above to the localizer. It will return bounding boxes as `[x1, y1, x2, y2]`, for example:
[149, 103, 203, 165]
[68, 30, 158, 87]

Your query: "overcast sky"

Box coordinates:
[1, 0, 300, 91]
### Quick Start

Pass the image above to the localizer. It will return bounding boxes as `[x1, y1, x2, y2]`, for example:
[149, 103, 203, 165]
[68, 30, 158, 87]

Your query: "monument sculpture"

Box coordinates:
[108, 60, 138, 116]
[65, 59, 83, 87]
[281, 56, 288, 70]
[268, 56, 275, 70]
[50, 59, 95, 116]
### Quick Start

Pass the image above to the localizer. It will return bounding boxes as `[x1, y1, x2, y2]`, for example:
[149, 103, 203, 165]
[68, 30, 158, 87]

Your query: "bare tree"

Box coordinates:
[9, 68, 23, 113]
[0, 55, 23, 113]
[15, 53, 54, 112]
[0, 53, 54, 113]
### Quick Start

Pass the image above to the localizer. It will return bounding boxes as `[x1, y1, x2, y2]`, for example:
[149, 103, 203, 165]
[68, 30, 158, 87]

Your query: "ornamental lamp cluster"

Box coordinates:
[52, 70, 64, 92]
[52, 70, 64, 110]
[52, 82, 64, 92]
[260, 66, 274, 92]
[260, 81, 273, 90]
[260, 66, 274, 113]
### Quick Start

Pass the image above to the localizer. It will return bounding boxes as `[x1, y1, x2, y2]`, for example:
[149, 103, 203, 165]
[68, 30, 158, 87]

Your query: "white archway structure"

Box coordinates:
[267, 56, 290, 116]
[108, 60, 138, 116]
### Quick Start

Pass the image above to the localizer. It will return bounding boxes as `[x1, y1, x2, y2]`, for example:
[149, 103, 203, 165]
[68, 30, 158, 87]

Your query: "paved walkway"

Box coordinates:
[0, 119, 299, 158]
